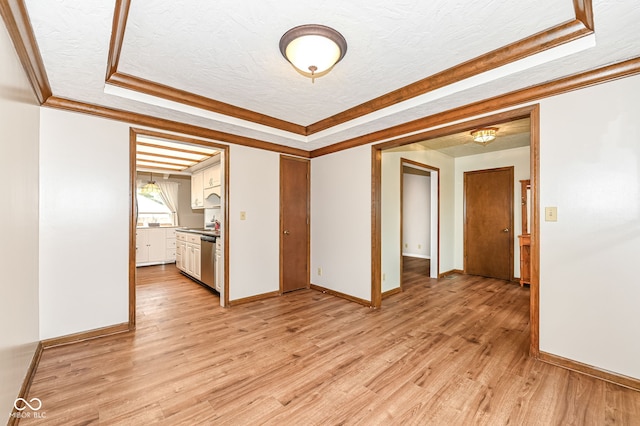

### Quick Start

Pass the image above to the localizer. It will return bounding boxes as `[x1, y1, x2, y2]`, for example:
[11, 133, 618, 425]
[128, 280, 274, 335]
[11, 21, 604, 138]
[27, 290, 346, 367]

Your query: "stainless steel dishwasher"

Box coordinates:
[200, 235, 216, 291]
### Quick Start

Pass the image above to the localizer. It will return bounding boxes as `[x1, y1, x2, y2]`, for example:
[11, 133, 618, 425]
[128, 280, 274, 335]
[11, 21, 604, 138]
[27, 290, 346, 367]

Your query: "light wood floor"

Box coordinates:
[21, 259, 640, 424]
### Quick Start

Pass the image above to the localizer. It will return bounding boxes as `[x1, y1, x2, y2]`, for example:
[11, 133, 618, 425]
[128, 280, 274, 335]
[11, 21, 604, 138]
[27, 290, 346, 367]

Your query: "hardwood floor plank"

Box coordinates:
[18, 261, 640, 424]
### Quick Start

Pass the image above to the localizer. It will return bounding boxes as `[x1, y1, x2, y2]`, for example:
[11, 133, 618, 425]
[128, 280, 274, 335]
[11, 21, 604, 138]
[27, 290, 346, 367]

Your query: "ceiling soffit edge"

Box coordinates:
[43, 96, 310, 158]
[8, 1, 640, 158]
[38, 56, 640, 159]
[382, 111, 534, 155]
[105, 0, 130, 81]
[306, 1, 594, 135]
[107, 72, 306, 136]
[0, 0, 51, 104]
[105, 0, 594, 137]
[310, 56, 640, 157]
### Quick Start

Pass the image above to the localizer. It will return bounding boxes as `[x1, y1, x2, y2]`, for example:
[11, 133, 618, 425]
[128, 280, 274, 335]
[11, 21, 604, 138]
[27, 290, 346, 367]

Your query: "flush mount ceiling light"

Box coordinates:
[471, 127, 499, 146]
[279, 24, 347, 83]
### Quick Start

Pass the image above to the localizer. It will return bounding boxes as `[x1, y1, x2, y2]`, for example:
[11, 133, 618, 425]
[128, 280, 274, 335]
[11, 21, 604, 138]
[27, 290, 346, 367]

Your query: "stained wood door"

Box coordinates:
[464, 167, 514, 280]
[280, 156, 310, 293]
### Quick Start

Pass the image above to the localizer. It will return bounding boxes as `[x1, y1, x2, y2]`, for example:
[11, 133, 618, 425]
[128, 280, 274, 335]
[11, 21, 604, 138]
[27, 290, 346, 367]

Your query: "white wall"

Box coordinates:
[311, 145, 372, 301]
[454, 146, 530, 277]
[539, 74, 640, 379]
[38, 109, 285, 326]
[39, 109, 131, 339]
[403, 173, 431, 258]
[381, 149, 455, 292]
[321, 75, 640, 380]
[227, 145, 280, 301]
[0, 24, 41, 420]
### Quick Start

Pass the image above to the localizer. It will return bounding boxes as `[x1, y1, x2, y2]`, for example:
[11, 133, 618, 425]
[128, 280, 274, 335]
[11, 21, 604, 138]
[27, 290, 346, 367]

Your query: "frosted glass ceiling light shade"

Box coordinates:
[280, 24, 347, 82]
[471, 127, 498, 145]
[140, 173, 161, 195]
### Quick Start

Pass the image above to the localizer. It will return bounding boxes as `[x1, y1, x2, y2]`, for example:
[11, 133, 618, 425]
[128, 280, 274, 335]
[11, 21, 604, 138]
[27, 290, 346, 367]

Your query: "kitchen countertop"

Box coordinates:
[176, 228, 220, 237]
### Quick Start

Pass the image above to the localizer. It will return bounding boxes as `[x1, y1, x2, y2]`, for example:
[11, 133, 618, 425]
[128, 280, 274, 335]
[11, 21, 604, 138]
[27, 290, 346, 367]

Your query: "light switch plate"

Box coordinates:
[545, 207, 558, 222]
[240, 211, 246, 220]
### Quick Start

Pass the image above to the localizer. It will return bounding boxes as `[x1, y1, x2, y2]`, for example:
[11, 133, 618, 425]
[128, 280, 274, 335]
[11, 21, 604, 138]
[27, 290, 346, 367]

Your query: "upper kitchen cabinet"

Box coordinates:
[191, 169, 204, 209]
[192, 161, 221, 209]
[203, 162, 221, 189]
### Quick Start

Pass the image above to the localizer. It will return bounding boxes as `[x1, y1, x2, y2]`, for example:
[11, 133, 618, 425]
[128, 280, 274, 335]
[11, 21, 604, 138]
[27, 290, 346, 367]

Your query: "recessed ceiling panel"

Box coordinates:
[119, 0, 574, 125]
[20, 1, 640, 153]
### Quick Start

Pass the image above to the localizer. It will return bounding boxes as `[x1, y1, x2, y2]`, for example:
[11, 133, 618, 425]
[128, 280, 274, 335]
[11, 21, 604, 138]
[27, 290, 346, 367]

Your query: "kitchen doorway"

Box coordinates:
[129, 129, 230, 329]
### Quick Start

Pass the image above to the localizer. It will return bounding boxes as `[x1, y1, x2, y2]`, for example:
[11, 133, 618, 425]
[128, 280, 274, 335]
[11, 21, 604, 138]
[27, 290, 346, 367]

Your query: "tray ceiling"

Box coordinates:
[16, 0, 640, 152]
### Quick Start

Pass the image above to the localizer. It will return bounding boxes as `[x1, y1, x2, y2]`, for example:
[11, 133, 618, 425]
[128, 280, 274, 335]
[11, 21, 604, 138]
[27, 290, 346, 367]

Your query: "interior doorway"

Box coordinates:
[129, 129, 230, 329]
[372, 104, 539, 356]
[400, 159, 439, 283]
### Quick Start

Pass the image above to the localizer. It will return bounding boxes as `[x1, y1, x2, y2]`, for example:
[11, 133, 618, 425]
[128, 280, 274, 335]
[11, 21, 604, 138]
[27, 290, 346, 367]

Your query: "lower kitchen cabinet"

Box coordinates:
[215, 237, 222, 292]
[176, 233, 186, 271]
[136, 227, 177, 266]
[176, 231, 201, 280]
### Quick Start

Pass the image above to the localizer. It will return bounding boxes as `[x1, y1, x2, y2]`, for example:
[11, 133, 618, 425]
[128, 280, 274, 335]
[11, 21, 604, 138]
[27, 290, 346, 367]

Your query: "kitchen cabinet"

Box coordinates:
[176, 232, 187, 271]
[191, 169, 204, 209]
[136, 228, 177, 266]
[215, 237, 222, 292]
[192, 162, 221, 209]
[203, 162, 221, 188]
[176, 231, 201, 280]
[165, 228, 176, 260]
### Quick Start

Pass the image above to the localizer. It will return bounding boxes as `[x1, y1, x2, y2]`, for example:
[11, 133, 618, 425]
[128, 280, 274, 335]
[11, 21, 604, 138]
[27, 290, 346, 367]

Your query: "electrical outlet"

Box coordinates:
[383, 273, 386, 281]
[418, 244, 422, 249]
[545, 207, 558, 222]
[240, 211, 246, 220]
[404, 243, 408, 248]
[317, 267, 322, 276]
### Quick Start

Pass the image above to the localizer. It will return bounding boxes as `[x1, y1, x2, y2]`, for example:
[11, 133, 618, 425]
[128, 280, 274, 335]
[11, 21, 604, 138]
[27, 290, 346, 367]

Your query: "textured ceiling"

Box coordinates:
[387, 118, 530, 158]
[20, 0, 640, 151]
[120, 0, 570, 124]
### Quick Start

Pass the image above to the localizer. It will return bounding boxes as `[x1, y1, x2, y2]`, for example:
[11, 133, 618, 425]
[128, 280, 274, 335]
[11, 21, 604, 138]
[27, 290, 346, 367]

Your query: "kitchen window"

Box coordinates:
[136, 184, 175, 226]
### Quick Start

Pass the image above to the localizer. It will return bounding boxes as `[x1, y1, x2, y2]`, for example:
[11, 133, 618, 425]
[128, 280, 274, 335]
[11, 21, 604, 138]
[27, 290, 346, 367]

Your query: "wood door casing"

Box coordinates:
[280, 155, 310, 293]
[464, 167, 514, 281]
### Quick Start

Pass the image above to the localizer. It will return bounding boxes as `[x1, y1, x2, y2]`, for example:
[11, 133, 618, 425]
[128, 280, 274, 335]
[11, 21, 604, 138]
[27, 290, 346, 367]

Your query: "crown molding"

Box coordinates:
[0, 0, 51, 104]
[106, 0, 305, 136]
[42, 96, 311, 158]
[105, 1, 595, 139]
[6, 0, 639, 160]
[307, 1, 594, 135]
[107, 72, 307, 135]
[310, 55, 640, 157]
[105, 0, 131, 80]
[573, 0, 595, 31]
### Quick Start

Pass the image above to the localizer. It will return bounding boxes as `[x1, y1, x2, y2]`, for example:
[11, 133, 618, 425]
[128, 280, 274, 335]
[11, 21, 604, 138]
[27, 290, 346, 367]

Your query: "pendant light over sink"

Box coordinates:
[279, 24, 347, 83]
[140, 173, 161, 195]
